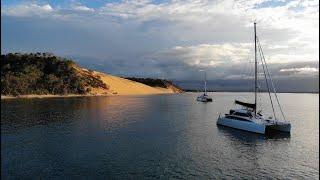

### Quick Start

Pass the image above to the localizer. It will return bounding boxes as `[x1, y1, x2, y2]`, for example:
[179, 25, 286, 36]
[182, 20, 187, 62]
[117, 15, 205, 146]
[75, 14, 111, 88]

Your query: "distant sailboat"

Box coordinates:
[217, 22, 291, 134]
[197, 71, 213, 102]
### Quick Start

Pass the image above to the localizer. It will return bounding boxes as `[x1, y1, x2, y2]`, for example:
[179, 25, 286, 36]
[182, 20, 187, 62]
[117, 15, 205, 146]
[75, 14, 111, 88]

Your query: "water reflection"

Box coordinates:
[1, 93, 318, 179]
[216, 124, 292, 178]
[217, 125, 266, 142]
[217, 124, 291, 141]
[1, 96, 155, 134]
[75, 96, 152, 132]
[1, 98, 86, 134]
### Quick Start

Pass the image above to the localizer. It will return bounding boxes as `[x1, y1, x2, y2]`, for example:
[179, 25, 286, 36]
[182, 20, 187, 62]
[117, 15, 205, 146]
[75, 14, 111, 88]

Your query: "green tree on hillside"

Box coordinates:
[1, 53, 108, 96]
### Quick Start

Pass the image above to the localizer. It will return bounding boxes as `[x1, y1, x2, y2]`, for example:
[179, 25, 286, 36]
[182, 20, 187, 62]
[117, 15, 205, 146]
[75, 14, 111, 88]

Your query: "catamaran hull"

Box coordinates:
[217, 117, 265, 134]
[197, 97, 212, 102]
[217, 117, 291, 134]
[265, 123, 291, 133]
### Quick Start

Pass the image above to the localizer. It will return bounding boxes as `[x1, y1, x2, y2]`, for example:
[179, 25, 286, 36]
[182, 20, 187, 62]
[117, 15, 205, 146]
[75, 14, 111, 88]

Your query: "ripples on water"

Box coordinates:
[1, 93, 319, 179]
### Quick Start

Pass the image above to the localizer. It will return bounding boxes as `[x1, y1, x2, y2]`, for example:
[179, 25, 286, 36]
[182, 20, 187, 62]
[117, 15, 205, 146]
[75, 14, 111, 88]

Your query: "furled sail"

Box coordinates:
[235, 100, 256, 109]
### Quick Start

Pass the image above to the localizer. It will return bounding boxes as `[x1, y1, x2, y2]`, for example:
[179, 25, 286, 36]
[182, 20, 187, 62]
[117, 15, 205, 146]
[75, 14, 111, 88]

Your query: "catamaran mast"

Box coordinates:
[204, 71, 207, 94]
[254, 22, 257, 116]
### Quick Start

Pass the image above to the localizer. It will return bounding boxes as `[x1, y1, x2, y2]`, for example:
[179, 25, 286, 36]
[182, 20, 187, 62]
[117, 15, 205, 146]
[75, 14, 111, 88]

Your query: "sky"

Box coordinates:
[1, 0, 319, 91]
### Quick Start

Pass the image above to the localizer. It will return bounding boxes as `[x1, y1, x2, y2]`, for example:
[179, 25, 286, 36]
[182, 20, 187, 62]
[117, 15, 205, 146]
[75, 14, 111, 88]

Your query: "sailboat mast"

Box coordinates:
[254, 22, 257, 116]
[204, 71, 207, 94]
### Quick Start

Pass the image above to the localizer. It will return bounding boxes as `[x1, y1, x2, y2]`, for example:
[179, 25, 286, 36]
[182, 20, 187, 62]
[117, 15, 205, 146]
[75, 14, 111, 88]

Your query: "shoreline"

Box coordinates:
[2, 91, 317, 100]
[184, 91, 319, 94]
[1, 94, 109, 100]
[1, 92, 178, 100]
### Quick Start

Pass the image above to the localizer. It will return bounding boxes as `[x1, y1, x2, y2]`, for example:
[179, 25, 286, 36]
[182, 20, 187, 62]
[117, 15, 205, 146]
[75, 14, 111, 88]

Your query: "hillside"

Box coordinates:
[1, 53, 183, 97]
[124, 77, 183, 93]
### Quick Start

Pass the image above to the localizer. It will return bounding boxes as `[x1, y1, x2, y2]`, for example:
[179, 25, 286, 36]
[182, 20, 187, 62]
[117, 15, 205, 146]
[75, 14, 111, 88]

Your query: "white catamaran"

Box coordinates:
[217, 23, 291, 134]
[197, 71, 213, 102]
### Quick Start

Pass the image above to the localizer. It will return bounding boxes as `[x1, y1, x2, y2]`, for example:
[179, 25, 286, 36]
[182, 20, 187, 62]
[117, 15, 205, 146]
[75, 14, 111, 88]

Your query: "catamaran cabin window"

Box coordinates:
[225, 115, 251, 122]
[232, 112, 250, 117]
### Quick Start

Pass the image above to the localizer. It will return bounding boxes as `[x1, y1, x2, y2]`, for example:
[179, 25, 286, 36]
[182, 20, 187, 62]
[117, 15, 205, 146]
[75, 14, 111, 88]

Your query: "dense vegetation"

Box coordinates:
[1, 53, 108, 96]
[125, 77, 181, 89]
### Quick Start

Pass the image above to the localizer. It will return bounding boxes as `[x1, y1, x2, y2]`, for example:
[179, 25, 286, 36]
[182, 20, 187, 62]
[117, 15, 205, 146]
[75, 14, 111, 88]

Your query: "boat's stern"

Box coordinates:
[197, 94, 213, 102]
[265, 121, 291, 133]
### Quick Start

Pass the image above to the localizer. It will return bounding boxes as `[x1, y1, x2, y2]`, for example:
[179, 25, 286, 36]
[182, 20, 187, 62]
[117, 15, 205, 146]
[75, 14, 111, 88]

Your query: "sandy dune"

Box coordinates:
[89, 70, 179, 95]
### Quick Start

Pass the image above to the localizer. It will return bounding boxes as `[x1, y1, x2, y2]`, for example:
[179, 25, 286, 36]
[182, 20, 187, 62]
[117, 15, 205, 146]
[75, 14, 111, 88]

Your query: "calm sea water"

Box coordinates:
[1, 93, 319, 179]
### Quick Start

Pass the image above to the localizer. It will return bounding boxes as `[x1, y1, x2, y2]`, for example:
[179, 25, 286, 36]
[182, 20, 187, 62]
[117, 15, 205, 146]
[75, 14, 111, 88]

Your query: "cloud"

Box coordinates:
[71, 5, 94, 12]
[279, 67, 319, 75]
[152, 43, 252, 68]
[1, 0, 319, 84]
[1, 3, 53, 17]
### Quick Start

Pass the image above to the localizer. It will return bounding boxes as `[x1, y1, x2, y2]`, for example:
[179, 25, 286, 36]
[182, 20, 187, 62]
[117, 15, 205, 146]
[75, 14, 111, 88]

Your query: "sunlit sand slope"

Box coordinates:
[77, 68, 181, 95]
